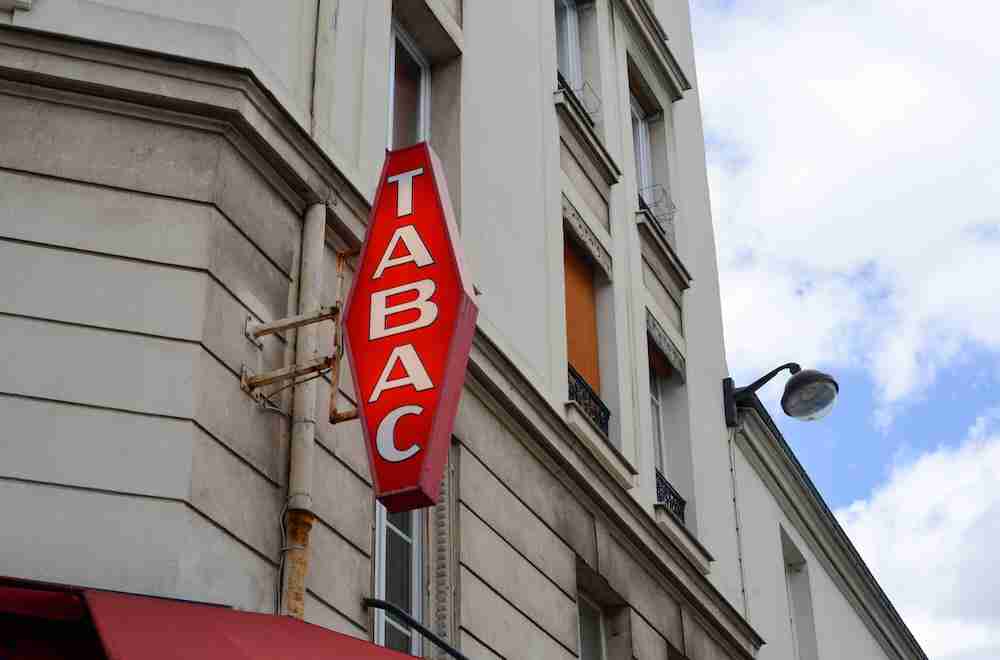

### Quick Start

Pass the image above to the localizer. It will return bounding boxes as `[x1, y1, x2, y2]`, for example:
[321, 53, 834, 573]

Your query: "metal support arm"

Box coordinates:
[245, 306, 339, 346]
[240, 249, 359, 423]
[723, 362, 801, 428]
[363, 598, 469, 660]
[241, 356, 331, 392]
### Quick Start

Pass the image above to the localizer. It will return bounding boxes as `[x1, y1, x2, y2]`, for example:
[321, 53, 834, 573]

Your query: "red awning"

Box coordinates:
[1, 577, 414, 660]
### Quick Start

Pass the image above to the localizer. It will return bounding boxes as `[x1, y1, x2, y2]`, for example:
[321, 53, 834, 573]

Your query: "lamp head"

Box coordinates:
[781, 369, 839, 421]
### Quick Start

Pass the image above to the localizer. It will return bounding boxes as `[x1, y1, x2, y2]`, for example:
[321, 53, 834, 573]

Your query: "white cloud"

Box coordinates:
[692, 0, 1000, 417]
[836, 409, 1000, 660]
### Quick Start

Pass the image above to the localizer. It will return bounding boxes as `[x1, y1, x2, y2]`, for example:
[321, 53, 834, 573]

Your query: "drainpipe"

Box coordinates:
[728, 425, 750, 618]
[281, 202, 327, 618]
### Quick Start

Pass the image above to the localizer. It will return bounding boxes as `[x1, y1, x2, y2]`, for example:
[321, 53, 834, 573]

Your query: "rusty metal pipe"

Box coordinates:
[280, 201, 327, 618]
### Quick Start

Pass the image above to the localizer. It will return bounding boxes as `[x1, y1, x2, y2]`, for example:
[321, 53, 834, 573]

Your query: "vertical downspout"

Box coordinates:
[728, 425, 750, 618]
[308, 0, 322, 136]
[281, 202, 327, 618]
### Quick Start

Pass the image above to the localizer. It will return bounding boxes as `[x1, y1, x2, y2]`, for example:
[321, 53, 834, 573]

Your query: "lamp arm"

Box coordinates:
[735, 362, 801, 399]
[723, 362, 802, 428]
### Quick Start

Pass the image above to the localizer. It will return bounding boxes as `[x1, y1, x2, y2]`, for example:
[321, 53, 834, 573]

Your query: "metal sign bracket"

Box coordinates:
[238, 249, 360, 427]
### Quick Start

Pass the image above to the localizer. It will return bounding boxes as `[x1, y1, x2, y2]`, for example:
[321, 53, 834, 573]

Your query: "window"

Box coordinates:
[648, 340, 679, 477]
[648, 336, 689, 524]
[390, 24, 430, 149]
[555, 0, 583, 90]
[577, 595, 607, 660]
[781, 528, 819, 660]
[649, 361, 665, 474]
[629, 65, 677, 239]
[564, 240, 601, 394]
[374, 507, 423, 655]
[631, 94, 654, 204]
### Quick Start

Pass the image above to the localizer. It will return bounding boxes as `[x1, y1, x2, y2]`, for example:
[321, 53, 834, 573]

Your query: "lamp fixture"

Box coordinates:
[723, 363, 839, 428]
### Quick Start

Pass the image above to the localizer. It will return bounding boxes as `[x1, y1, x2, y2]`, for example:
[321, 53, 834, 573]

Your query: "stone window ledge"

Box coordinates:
[565, 401, 637, 491]
[554, 86, 622, 189]
[637, 211, 692, 292]
[654, 504, 713, 575]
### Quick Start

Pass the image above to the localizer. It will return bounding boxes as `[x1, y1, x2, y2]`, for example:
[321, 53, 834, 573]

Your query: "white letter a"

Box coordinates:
[373, 225, 434, 279]
[368, 344, 434, 403]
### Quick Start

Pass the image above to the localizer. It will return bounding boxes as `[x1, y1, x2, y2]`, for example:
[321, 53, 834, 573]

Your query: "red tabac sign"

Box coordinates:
[342, 143, 478, 513]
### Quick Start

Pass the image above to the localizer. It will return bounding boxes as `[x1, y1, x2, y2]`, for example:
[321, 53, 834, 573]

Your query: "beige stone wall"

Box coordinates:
[0, 63, 370, 637]
[0, 17, 761, 658]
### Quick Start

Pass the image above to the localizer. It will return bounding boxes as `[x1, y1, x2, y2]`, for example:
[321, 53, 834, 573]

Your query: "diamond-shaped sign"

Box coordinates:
[342, 143, 478, 513]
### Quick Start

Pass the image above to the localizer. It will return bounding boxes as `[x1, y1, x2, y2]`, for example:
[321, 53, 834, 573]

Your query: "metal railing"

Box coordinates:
[568, 365, 611, 437]
[638, 185, 677, 247]
[363, 598, 469, 660]
[655, 469, 686, 524]
[557, 71, 602, 124]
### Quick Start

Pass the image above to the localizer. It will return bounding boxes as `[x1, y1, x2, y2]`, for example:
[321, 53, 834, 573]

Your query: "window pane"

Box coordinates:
[631, 96, 653, 200]
[650, 365, 664, 472]
[555, 0, 581, 88]
[555, 1, 569, 79]
[578, 599, 604, 660]
[385, 622, 411, 653]
[393, 39, 422, 148]
[632, 112, 644, 197]
[386, 529, 412, 614]
[388, 510, 412, 537]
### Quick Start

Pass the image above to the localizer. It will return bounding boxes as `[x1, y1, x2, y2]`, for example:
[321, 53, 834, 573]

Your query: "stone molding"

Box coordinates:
[562, 195, 613, 281]
[616, 0, 691, 100]
[0, 24, 370, 239]
[646, 309, 686, 381]
[429, 443, 459, 658]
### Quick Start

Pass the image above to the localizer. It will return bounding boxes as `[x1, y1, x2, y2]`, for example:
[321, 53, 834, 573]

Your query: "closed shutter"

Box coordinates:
[564, 240, 601, 392]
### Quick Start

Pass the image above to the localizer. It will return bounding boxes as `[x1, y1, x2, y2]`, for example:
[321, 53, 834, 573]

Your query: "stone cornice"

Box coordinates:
[737, 400, 928, 660]
[0, 24, 371, 236]
[616, 0, 691, 100]
[467, 327, 765, 659]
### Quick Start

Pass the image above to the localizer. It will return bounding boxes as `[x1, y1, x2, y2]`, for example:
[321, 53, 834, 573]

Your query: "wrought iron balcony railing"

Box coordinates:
[557, 71, 602, 124]
[638, 185, 677, 248]
[655, 469, 686, 524]
[568, 365, 611, 438]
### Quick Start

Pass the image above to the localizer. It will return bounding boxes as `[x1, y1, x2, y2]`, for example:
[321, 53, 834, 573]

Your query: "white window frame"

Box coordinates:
[374, 505, 424, 656]
[785, 564, 802, 660]
[555, 0, 583, 90]
[649, 361, 666, 475]
[631, 94, 654, 201]
[388, 22, 431, 149]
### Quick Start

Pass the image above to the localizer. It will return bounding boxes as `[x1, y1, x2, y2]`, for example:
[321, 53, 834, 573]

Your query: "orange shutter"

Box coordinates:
[564, 241, 601, 392]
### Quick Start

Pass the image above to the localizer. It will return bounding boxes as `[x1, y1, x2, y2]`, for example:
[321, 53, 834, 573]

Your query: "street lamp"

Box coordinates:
[723, 363, 839, 427]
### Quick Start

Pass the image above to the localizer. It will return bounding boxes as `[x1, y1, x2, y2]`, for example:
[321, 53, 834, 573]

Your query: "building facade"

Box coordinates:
[0, 1, 925, 659]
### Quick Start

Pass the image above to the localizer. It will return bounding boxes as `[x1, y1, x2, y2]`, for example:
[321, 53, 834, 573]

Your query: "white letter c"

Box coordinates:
[376, 405, 423, 463]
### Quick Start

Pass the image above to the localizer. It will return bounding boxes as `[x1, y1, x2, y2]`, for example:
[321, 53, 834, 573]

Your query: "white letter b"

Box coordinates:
[369, 279, 438, 340]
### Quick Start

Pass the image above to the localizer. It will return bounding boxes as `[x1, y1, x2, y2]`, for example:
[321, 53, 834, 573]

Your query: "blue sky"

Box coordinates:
[777, 357, 1000, 509]
[690, 2, 1000, 658]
